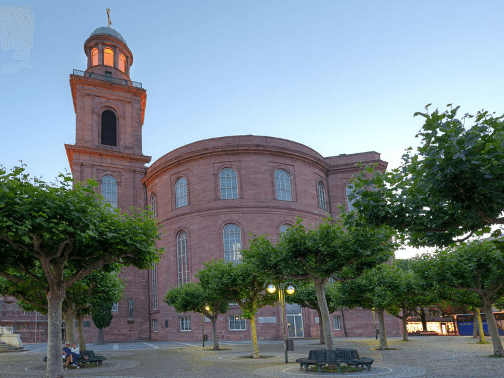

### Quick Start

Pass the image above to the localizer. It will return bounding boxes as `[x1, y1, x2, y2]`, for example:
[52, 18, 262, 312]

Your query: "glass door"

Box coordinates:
[287, 314, 304, 338]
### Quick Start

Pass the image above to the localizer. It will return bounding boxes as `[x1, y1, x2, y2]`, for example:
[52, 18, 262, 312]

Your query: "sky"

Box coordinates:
[1, 1, 503, 258]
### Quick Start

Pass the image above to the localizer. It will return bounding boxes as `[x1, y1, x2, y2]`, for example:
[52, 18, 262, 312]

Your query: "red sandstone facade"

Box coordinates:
[1, 26, 402, 343]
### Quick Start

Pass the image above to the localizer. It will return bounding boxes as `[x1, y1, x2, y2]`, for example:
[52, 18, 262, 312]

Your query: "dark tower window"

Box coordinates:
[101, 110, 117, 146]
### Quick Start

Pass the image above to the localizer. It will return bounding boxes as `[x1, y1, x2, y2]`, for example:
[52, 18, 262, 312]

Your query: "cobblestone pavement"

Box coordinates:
[1, 336, 502, 378]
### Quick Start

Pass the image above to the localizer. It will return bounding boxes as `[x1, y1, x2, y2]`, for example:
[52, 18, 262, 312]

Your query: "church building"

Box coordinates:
[3, 25, 402, 343]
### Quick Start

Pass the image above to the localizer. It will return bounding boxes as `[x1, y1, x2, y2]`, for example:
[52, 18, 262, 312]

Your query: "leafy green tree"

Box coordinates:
[413, 241, 504, 355]
[386, 260, 441, 341]
[285, 282, 339, 344]
[164, 282, 228, 350]
[0, 267, 124, 350]
[0, 166, 162, 378]
[91, 301, 113, 344]
[197, 258, 276, 359]
[352, 105, 504, 248]
[330, 264, 402, 349]
[248, 218, 396, 350]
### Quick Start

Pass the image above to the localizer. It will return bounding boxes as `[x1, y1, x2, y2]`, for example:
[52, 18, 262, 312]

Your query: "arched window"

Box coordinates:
[346, 184, 358, 212]
[91, 48, 98, 66]
[150, 192, 157, 217]
[220, 168, 238, 199]
[279, 224, 291, 235]
[101, 175, 117, 208]
[101, 110, 117, 146]
[177, 231, 189, 285]
[223, 224, 242, 262]
[151, 263, 158, 310]
[175, 178, 188, 208]
[275, 169, 292, 201]
[318, 182, 327, 211]
[103, 47, 114, 67]
[119, 54, 126, 72]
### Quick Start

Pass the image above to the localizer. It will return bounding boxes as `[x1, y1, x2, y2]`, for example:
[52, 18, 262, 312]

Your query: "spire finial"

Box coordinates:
[106, 8, 112, 28]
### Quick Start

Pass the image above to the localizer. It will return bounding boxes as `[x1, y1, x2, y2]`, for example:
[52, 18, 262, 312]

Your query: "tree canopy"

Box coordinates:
[412, 241, 504, 355]
[0, 166, 162, 378]
[352, 105, 504, 247]
[165, 281, 229, 350]
[248, 217, 396, 350]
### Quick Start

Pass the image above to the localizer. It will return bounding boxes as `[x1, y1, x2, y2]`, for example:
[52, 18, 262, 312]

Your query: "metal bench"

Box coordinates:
[295, 348, 373, 373]
[80, 350, 106, 366]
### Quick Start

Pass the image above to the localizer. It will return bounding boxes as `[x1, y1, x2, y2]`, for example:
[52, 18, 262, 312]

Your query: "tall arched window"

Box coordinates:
[175, 178, 188, 208]
[119, 54, 126, 72]
[150, 192, 157, 217]
[177, 231, 189, 285]
[223, 224, 242, 262]
[346, 184, 359, 212]
[318, 182, 327, 211]
[91, 48, 98, 66]
[101, 175, 117, 208]
[275, 169, 292, 201]
[103, 47, 114, 67]
[101, 110, 117, 146]
[220, 168, 238, 199]
[151, 263, 158, 310]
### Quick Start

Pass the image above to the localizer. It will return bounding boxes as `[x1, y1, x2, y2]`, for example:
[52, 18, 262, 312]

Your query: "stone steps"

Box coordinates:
[0, 342, 27, 353]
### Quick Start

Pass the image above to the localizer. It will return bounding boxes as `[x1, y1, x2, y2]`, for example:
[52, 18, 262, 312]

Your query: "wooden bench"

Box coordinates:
[295, 348, 374, 373]
[81, 350, 106, 366]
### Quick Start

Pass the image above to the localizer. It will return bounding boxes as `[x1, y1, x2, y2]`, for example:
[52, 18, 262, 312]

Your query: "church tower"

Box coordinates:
[65, 27, 152, 339]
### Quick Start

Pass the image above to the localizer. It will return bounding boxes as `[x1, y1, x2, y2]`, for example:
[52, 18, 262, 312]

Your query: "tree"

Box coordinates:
[386, 260, 441, 341]
[352, 105, 504, 248]
[197, 258, 276, 359]
[91, 301, 113, 344]
[413, 241, 504, 355]
[330, 264, 400, 349]
[0, 166, 162, 378]
[164, 282, 228, 350]
[248, 218, 396, 350]
[0, 267, 124, 350]
[285, 281, 339, 344]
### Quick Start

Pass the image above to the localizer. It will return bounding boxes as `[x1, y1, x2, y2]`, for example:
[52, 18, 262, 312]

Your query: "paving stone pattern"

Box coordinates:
[0, 336, 502, 378]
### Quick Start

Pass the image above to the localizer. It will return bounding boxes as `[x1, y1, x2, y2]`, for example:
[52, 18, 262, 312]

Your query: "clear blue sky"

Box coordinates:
[2, 1, 503, 257]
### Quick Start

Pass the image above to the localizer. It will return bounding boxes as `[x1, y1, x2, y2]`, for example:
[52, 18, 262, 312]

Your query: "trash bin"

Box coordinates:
[286, 339, 294, 351]
[203, 334, 208, 341]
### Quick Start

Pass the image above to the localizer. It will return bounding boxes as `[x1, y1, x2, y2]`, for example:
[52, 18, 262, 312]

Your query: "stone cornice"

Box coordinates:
[65, 143, 151, 171]
[143, 143, 328, 186]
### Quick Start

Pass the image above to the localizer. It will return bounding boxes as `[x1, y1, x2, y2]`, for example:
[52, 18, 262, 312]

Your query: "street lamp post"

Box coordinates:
[266, 282, 296, 363]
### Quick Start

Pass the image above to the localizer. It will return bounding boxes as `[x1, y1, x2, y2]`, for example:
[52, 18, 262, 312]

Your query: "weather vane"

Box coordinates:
[106, 8, 112, 28]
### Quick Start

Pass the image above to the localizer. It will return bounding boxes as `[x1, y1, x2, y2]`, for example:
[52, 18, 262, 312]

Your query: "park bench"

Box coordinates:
[43, 350, 106, 368]
[295, 348, 374, 373]
[81, 350, 106, 366]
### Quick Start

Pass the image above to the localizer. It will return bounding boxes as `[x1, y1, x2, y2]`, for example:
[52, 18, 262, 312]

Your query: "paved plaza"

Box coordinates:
[0, 336, 502, 378]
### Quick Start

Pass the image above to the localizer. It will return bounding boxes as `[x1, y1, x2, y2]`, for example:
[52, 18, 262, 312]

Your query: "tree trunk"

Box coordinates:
[62, 308, 77, 344]
[472, 310, 478, 338]
[313, 278, 333, 350]
[46, 290, 65, 378]
[475, 308, 486, 343]
[250, 313, 260, 359]
[419, 308, 427, 332]
[481, 298, 504, 355]
[211, 316, 219, 350]
[376, 308, 388, 350]
[341, 308, 348, 338]
[401, 314, 408, 341]
[76, 314, 86, 351]
[316, 308, 325, 344]
[97, 328, 105, 345]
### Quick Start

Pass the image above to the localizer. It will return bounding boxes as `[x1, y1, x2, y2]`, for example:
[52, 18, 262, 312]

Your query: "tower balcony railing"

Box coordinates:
[72, 69, 143, 89]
